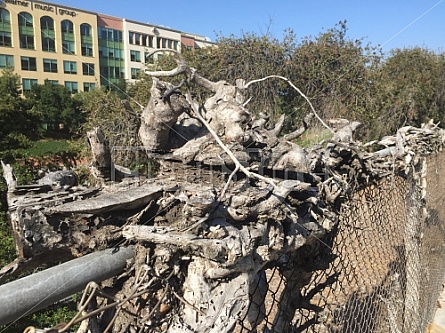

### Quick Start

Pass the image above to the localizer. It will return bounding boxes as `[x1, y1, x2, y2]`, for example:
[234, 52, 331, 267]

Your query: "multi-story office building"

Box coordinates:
[0, 0, 213, 93]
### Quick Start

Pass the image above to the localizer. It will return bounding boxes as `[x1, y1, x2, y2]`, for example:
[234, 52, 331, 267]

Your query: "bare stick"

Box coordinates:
[1, 160, 16, 190]
[171, 289, 206, 316]
[244, 75, 335, 134]
[219, 165, 240, 201]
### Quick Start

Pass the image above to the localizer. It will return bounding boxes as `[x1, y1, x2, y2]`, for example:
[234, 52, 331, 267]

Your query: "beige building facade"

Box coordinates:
[0, 0, 214, 92]
[0, 0, 100, 92]
[123, 19, 182, 83]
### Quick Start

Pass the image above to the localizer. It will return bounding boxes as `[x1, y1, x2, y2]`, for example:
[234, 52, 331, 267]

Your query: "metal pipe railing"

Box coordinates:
[0, 247, 134, 326]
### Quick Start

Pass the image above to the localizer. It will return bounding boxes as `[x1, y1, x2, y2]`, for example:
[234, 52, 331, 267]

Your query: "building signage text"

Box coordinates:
[3, 0, 77, 16]
[3, 0, 29, 7]
[58, 8, 76, 17]
[34, 3, 54, 12]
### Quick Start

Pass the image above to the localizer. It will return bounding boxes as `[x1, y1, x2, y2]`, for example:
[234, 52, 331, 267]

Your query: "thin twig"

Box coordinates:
[58, 267, 151, 333]
[58, 282, 99, 332]
[244, 75, 335, 134]
[103, 265, 150, 333]
[139, 269, 176, 325]
[139, 284, 170, 325]
[219, 164, 240, 201]
[171, 289, 206, 316]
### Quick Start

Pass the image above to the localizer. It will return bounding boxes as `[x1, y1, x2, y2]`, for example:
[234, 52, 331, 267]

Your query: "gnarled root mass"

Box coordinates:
[2, 55, 444, 333]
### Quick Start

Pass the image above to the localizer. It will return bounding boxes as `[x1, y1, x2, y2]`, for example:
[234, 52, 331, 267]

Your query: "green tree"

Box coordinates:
[0, 68, 38, 149]
[378, 47, 445, 127]
[126, 71, 153, 110]
[76, 87, 140, 165]
[26, 81, 84, 135]
[182, 32, 294, 121]
[182, 21, 384, 138]
[287, 21, 384, 136]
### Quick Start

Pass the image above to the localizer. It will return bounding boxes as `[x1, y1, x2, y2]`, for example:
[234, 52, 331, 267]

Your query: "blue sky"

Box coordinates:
[50, 0, 444, 53]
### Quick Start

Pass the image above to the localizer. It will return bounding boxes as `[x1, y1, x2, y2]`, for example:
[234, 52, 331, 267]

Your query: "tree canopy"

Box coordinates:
[0, 21, 444, 147]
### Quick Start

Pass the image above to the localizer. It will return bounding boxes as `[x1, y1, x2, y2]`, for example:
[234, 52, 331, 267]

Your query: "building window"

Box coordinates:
[22, 78, 38, 92]
[43, 59, 57, 73]
[82, 63, 94, 76]
[99, 27, 122, 42]
[63, 61, 77, 74]
[148, 36, 154, 48]
[81, 43, 93, 57]
[129, 31, 134, 44]
[80, 23, 92, 37]
[0, 9, 11, 47]
[100, 66, 124, 79]
[131, 68, 140, 79]
[40, 16, 54, 31]
[99, 46, 123, 60]
[18, 12, 34, 50]
[130, 50, 141, 62]
[20, 35, 34, 49]
[0, 54, 13, 68]
[40, 16, 55, 52]
[65, 81, 78, 94]
[0, 32, 12, 47]
[42, 37, 56, 52]
[46, 80, 58, 85]
[129, 32, 143, 45]
[61, 20, 75, 54]
[21, 56, 37, 71]
[83, 82, 95, 92]
[61, 20, 74, 34]
[80, 23, 93, 56]
[144, 52, 154, 64]
[0, 9, 11, 24]
[62, 41, 75, 55]
[18, 12, 33, 28]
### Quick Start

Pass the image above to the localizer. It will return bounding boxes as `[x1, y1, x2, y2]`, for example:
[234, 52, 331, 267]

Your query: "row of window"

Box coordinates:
[0, 9, 93, 36]
[0, 30, 93, 56]
[129, 50, 157, 64]
[129, 31, 154, 47]
[156, 37, 179, 50]
[98, 27, 123, 43]
[99, 45, 124, 60]
[128, 31, 179, 51]
[22, 78, 96, 93]
[0, 9, 94, 55]
[1, 54, 95, 76]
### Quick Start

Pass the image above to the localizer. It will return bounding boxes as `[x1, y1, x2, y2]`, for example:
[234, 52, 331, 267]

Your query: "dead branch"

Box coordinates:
[244, 75, 335, 134]
[1, 160, 16, 190]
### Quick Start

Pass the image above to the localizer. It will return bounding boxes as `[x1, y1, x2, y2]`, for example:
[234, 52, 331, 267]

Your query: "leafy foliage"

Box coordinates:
[0, 68, 39, 149]
[379, 48, 445, 126]
[26, 81, 85, 135]
[182, 22, 444, 140]
[76, 87, 141, 166]
[1, 303, 78, 333]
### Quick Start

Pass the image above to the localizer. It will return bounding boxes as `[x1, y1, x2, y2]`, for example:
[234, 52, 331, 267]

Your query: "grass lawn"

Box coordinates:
[18, 140, 73, 157]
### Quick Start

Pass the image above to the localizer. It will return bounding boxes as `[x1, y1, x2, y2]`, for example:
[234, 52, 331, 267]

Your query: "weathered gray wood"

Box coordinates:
[1, 160, 16, 191]
[50, 183, 162, 214]
[87, 127, 112, 170]
[138, 78, 190, 151]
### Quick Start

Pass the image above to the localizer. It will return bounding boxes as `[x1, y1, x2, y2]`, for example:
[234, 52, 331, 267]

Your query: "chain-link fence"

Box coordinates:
[236, 151, 445, 333]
